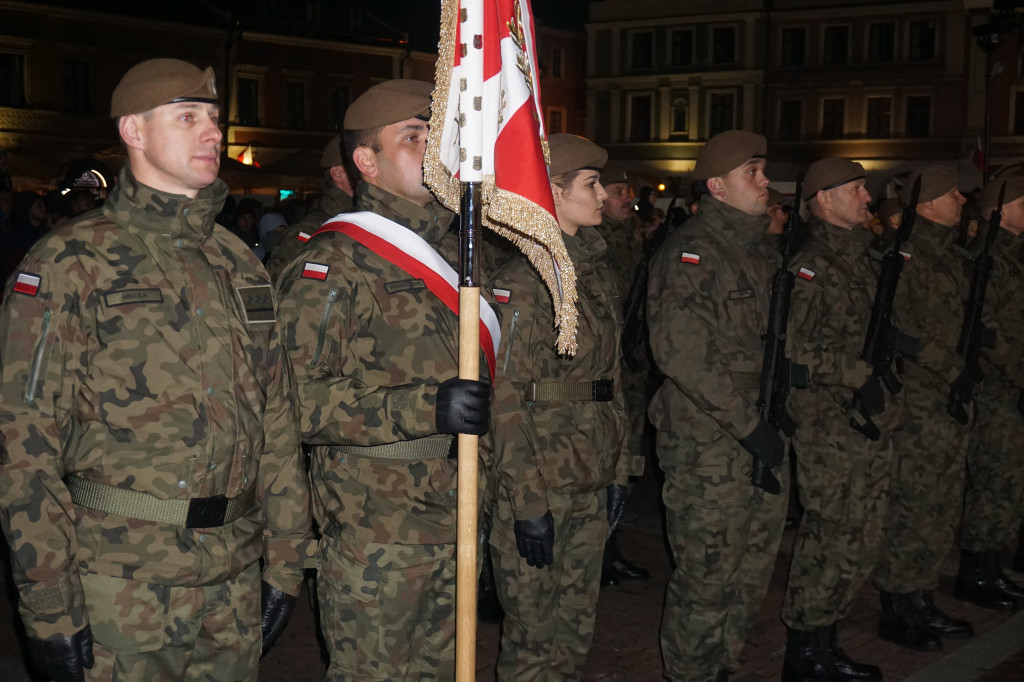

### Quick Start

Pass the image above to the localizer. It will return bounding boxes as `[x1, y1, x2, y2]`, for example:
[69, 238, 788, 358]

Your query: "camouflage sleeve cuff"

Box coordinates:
[18, 572, 88, 640]
[615, 454, 645, 483]
[263, 537, 317, 595]
[729, 414, 764, 444]
[507, 483, 549, 522]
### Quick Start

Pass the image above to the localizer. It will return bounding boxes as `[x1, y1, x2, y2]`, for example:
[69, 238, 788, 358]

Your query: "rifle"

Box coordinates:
[948, 181, 1004, 424]
[621, 197, 684, 371]
[752, 183, 807, 494]
[858, 176, 922, 439]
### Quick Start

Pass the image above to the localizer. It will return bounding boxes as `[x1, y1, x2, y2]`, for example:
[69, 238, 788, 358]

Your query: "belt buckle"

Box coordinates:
[185, 495, 229, 528]
[593, 379, 613, 402]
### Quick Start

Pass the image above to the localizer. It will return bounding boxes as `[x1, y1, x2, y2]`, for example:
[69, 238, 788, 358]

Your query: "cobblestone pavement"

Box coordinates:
[2, 458, 1022, 681]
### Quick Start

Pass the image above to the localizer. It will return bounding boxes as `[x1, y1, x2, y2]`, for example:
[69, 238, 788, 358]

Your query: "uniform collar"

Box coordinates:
[354, 180, 454, 248]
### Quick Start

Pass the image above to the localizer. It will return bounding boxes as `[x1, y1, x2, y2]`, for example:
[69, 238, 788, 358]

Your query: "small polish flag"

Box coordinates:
[899, 250, 912, 261]
[493, 288, 511, 304]
[297, 231, 311, 244]
[797, 267, 815, 281]
[680, 252, 701, 264]
[301, 262, 330, 280]
[13, 272, 41, 296]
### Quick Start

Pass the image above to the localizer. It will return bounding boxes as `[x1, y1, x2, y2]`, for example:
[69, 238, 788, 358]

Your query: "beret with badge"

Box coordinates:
[548, 134, 608, 177]
[111, 58, 218, 118]
[802, 157, 866, 200]
[692, 130, 767, 181]
[902, 165, 958, 206]
[344, 79, 433, 131]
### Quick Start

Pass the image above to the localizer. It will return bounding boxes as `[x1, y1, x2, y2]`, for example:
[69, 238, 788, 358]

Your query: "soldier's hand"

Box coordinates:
[435, 377, 491, 436]
[26, 625, 94, 682]
[854, 376, 885, 415]
[607, 483, 629, 532]
[738, 421, 784, 469]
[514, 511, 555, 569]
[260, 582, 297, 657]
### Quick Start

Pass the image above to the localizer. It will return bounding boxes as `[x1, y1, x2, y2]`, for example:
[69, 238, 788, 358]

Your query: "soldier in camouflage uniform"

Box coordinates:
[595, 170, 650, 585]
[265, 135, 354, 282]
[781, 158, 904, 682]
[274, 79, 494, 681]
[488, 133, 640, 681]
[0, 58, 313, 682]
[954, 175, 1024, 610]
[647, 131, 789, 682]
[873, 165, 975, 651]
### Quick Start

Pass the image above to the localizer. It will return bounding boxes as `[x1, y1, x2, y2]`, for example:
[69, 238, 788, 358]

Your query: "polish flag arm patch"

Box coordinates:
[301, 262, 330, 280]
[899, 250, 911, 261]
[797, 267, 815, 281]
[297, 231, 311, 243]
[13, 272, 41, 296]
[493, 288, 511, 304]
[680, 252, 701, 264]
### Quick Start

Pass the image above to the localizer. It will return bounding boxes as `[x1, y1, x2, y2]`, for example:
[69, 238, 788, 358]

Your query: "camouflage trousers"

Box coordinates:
[490, 488, 606, 682]
[874, 368, 972, 593]
[621, 364, 649, 463]
[783, 391, 893, 629]
[80, 561, 260, 681]
[657, 428, 788, 681]
[961, 386, 1024, 552]
[316, 536, 456, 681]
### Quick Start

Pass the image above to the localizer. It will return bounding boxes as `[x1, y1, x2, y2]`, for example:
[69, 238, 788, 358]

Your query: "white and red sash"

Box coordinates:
[316, 211, 500, 381]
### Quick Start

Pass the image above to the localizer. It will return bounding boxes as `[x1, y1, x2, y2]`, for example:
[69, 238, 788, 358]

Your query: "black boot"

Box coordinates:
[603, 530, 650, 581]
[991, 552, 1024, 601]
[477, 516, 505, 624]
[954, 550, 1018, 611]
[877, 590, 942, 652]
[912, 590, 974, 638]
[782, 625, 882, 682]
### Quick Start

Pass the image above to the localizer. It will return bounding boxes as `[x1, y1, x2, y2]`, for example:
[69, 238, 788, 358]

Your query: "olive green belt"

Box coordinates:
[332, 434, 455, 460]
[731, 372, 762, 391]
[526, 379, 613, 402]
[65, 475, 256, 528]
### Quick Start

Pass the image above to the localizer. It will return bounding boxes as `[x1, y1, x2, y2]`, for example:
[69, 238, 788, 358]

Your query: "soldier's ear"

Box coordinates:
[119, 115, 145, 151]
[707, 176, 726, 200]
[352, 146, 378, 179]
[551, 182, 564, 206]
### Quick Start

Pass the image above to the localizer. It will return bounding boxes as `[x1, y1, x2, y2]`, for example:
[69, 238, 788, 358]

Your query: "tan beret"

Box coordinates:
[600, 169, 629, 187]
[111, 59, 217, 118]
[344, 79, 433, 130]
[320, 135, 343, 168]
[902, 165, 958, 205]
[692, 130, 767, 181]
[766, 187, 785, 207]
[548, 134, 608, 177]
[802, 157, 865, 200]
[979, 176, 1024, 210]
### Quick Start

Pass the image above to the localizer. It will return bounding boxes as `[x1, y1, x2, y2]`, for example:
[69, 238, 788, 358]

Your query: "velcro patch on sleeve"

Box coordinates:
[301, 262, 330, 280]
[797, 267, 815, 281]
[298, 231, 311, 243]
[236, 285, 275, 324]
[493, 288, 511, 304]
[680, 252, 701, 264]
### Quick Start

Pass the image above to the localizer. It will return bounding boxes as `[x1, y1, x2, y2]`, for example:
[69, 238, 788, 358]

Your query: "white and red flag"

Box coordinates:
[424, 0, 578, 354]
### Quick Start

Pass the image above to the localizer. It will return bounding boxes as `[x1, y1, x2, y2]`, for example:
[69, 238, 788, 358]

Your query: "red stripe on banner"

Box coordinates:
[494, 102, 556, 216]
[320, 221, 497, 381]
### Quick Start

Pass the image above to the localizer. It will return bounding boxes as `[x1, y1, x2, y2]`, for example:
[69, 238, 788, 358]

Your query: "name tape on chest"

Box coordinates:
[13, 272, 41, 296]
[104, 288, 164, 307]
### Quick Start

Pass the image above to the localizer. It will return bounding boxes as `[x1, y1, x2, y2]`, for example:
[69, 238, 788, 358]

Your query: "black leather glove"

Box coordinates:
[260, 582, 296, 657]
[26, 625, 94, 682]
[514, 511, 555, 569]
[854, 375, 885, 415]
[950, 367, 977, 404]
[738, 421, 784, 469]
[607, 483, 629, 532]
[436, 377, 491, 436]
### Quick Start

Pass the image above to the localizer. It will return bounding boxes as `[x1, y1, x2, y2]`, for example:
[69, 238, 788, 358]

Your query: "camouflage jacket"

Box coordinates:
[275, 181, 491, 546]
[489, 226, 636, 521]
[595, 213, 642, 300]
[977, 225, 1024, 392]
[0, 166, 312, 640]
[887, 216, 970, 389]
[646, 194, 778, 440]
[788, 217, 902, 435]
[265, 182, 353, 282]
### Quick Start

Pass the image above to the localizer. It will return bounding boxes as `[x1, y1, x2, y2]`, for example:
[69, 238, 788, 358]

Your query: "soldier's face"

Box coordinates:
[601, 182, 634, 222]
[126, 102, 222, 198]
[999, 196, 1024, 235]
[553, 170, 607, 236]
[364, 117, 434, 207]
[716, 158, 769, 216]
[826, 179, 872, 228]
[922, 187, 966, 227]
